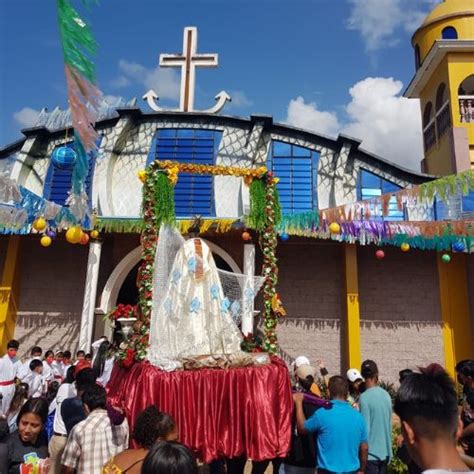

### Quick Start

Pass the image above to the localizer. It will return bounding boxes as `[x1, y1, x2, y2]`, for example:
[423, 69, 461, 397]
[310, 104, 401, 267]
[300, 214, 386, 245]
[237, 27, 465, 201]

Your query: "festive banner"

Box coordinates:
[0, 174, 76, 234]
[56, 0, 101, 222]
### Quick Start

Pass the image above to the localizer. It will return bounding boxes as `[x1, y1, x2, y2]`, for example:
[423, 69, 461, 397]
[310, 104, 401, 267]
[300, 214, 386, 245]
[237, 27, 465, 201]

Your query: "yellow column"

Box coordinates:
[344, 244, 362, 370]
[0, 236, 21, 354]
[437, 253, 473, 379]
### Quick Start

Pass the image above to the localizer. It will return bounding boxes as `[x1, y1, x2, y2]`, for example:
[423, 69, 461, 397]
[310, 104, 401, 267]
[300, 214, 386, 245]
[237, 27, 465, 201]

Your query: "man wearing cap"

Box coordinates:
[347, 368, 364, 409]
[0, 339, 20, 417]
[293, 376, 368, 474]
[293, 356, 329, 398]
[359, 360, 392, 474]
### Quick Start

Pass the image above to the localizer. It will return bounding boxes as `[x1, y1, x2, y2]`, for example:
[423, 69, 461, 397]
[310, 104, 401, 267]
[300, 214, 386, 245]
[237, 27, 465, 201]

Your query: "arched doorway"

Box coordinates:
[114, 253, 235, 307]
[98, 241, 242, 337]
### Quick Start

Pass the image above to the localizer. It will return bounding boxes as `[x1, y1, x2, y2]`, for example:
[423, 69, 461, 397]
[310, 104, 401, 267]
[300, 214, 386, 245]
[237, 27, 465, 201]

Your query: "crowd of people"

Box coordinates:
[0, 337, 473, 474]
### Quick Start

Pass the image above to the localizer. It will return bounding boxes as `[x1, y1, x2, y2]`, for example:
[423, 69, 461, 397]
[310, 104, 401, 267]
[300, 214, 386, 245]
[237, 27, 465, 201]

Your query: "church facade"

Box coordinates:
[1, 11, 473, 382]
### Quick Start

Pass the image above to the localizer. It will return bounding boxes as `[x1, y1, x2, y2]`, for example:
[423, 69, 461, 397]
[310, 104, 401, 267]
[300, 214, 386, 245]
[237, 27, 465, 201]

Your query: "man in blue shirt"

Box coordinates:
[293, 375, 368, 474]
[359, 360, 393, 474]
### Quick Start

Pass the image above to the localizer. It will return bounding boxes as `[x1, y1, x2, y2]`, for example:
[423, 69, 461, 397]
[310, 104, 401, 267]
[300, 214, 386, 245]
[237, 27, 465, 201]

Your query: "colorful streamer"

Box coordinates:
[56, 0, 101, 222]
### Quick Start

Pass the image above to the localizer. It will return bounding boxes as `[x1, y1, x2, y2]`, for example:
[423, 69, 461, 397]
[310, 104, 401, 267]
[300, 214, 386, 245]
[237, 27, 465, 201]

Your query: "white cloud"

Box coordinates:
[229, 90, 253, 108]
[286, 97, 341, 137]
[109, 76, 131, 88]
[285, 77, 423, 171]
[347, 0, 440, 52]
[111, 59, 180, 101]
[13, 107, 41, 128]
[343, 77, 423, 170]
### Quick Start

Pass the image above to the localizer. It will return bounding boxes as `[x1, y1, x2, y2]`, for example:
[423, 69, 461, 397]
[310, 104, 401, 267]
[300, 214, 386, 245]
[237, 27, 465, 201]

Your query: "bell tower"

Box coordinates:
[404, 0, 474, 175]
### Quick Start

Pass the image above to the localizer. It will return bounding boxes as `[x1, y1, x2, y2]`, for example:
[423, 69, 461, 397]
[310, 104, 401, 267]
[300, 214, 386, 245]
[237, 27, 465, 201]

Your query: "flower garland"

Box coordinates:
[105, 304, 137, 322]
[155, 160, 268, 179]
[118, 162, 284, 365]
[256, 173, 282, 354]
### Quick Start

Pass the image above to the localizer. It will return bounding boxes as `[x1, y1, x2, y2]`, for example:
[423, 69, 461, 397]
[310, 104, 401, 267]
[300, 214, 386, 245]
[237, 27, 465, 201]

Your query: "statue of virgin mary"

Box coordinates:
[148, 226, 266, 371]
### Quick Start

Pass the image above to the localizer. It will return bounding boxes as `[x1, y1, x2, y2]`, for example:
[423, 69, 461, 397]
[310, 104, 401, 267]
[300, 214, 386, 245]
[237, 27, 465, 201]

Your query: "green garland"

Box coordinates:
[247, 179, 267, 231]
[153, 171, 176, 227]
[258, 176, 281, 354]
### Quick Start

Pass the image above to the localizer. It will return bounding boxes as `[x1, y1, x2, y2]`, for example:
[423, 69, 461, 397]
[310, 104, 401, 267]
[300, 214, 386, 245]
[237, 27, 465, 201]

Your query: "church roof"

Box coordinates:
[420, 0, 474, 29]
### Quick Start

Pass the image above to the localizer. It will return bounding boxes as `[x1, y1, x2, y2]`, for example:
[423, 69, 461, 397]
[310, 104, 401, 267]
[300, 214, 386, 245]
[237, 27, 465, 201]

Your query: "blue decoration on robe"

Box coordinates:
[231, 300, 241, 316]
[171, 269, 181, 284]
[244, 287, 254, 300]
[210, 284, 220, 300]
[189, 297, 201, 313]
[220, 297, 230, 313]
[164, 298, 172, 314]
[187, 257, 197, 273]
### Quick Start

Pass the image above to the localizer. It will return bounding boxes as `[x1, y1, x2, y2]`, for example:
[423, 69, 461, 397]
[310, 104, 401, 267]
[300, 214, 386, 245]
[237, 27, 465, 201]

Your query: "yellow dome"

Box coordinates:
[421, 0, 474, 28]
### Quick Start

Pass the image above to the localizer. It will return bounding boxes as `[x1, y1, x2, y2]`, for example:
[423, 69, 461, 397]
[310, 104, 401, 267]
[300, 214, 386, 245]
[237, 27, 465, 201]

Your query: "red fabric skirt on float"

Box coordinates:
[107, 356, 293, 463]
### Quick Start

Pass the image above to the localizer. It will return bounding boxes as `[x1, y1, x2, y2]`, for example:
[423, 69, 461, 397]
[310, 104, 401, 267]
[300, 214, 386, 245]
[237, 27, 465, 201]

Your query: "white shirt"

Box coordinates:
[42, 361, 53, 382]
[51, 361, 65, 380]
[91, 337, 107, 365]
[0, 354, 19, 382]
[23, 371, 45, 397]
[96, 357, 115, 387]
[52, 382, 77, 435]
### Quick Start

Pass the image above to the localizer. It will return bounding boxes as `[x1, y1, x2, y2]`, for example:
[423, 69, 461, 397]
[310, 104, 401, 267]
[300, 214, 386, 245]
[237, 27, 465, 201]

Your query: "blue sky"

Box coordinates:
[0, 0, 440, 170]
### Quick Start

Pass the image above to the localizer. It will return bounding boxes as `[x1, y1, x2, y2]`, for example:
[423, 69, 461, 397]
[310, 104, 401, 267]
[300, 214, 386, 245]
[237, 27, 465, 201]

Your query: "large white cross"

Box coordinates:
[160, 27, 218, 112]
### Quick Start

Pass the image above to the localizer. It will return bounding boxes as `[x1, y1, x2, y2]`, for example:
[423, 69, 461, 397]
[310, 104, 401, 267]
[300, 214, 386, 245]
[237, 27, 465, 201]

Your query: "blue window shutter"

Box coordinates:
[148, 129, 222, 217]
[44, 139, 99, 206]
[267, 142, 318, 214]
[357, 169, 403, 221]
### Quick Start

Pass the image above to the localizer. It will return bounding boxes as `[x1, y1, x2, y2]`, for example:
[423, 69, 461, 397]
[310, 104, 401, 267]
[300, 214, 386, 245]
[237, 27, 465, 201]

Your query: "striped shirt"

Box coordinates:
[61, 409, 129, 474]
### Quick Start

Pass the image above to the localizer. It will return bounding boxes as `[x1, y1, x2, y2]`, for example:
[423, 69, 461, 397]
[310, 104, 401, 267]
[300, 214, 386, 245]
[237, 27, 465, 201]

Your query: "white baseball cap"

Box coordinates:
[296, 365, 316, 380]
[346, 368, 364, 383]
[294, 356, 311, 368]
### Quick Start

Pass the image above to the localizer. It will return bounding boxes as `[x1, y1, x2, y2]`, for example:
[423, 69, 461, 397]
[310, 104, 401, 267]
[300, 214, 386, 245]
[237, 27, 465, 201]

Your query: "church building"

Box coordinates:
[1, 1, 473, 382]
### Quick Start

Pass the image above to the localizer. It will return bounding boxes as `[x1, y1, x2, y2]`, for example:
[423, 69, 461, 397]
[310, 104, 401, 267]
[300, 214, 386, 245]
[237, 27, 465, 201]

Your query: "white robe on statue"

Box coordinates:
[148, 238, 243, 370]
[0, 354, 19, 416]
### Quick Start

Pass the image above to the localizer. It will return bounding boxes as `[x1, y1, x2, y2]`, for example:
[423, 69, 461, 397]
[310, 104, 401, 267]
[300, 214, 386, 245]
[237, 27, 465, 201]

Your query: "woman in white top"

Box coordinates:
[92, 338, 115, 387]
[6, 383, 28, 432]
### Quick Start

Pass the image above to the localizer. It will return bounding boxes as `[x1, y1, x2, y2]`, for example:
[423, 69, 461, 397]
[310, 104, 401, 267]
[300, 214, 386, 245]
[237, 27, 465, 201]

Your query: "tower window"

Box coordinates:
[442, 26, 458, 40]
[414, 44, 421, 70]
[435, 83, 450, 138]
[458, 75, 474, 123]
[422, 102, 436, 152]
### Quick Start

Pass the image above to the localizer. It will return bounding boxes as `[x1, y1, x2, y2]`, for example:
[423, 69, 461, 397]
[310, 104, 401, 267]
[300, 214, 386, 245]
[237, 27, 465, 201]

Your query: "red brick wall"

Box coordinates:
[358, 245, 444, 382]
[14, 237, 89, 355]
[275, 240, 344, 375]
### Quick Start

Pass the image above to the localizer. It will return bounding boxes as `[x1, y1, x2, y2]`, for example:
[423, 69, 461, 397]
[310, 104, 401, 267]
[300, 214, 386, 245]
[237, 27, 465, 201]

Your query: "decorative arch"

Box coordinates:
[459, 75, 474, 96]
[98, 240, 242, 314]
[442, 26, 458, 40]
[423, 102, 433, 127]
[436, 83, 448, 111]
[458, 75, 474, 123]
[414, 44, 421, 69]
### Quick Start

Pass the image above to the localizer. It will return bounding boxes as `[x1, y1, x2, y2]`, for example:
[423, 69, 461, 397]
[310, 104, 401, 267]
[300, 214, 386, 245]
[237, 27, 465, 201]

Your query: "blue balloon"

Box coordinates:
[280, 232, 289, 241]
[452, 241, 465, 253]
[51, 146, 77, 170]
